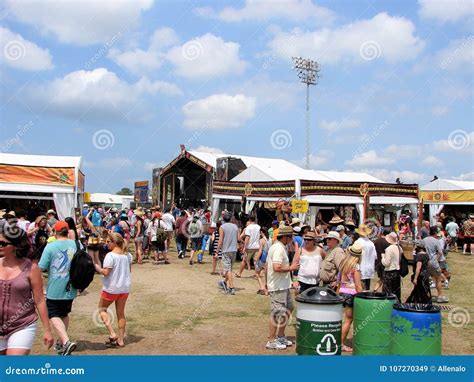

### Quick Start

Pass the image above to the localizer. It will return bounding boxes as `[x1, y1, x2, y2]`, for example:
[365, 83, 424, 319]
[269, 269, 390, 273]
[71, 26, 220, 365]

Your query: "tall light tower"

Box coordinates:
[292, 57, 320, 169]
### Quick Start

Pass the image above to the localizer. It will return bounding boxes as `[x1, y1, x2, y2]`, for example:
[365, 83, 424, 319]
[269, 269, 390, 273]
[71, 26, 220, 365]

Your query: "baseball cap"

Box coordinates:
[54, 221, 69, 232]
[335, 225, 345, 232]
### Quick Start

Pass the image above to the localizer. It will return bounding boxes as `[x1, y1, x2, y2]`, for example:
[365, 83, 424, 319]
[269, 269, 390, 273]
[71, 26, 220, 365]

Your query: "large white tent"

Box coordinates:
[0, 153, 84, 219]
[421, 178, 474, 225]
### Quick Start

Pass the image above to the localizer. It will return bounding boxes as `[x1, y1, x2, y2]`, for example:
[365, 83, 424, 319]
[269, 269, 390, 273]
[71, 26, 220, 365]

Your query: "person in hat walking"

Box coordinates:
[319, 231, 346, 289]
[266, 226, 299, 350]
[147, 213, 170, 265]
[339, 242, 364, 353]
[335, 225, 352, 250]
[292, 231, 322, 293]
[46, 210, 58, 229]
[381, 232, 401, 300]
[423, 226, 449, 302]
[355, 224, 377, 291]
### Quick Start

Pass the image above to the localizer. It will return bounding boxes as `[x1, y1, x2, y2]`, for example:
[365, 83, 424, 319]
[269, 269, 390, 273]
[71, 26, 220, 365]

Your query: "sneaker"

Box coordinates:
[178, 250, 183, 258]
[277, 336, 293, 347]
[217, 280, 227, 290]
[62, 340, 77, 356]
[54, 341, 62, 354]
[266, 339, 286, 350]
[430, 281, 436, 289]
[437, 296, 449, 303]
[227, 288, 235, 295]
[443, 280, 449, 290]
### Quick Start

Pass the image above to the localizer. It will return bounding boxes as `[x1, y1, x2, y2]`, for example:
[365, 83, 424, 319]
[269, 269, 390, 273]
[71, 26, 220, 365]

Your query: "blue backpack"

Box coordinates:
[114, 224, 125, 237]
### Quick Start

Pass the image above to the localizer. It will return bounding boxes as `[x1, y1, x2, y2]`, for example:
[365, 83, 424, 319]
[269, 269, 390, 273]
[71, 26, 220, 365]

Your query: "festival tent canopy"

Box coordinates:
[0, 153, 84, 219]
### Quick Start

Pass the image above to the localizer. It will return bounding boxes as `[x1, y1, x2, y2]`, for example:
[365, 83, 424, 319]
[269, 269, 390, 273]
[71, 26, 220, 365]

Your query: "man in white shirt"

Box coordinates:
[235, 215, 260, 278]
[445, 217, 459, 252]
[355, 224, 377, 291]
[161, 208, 176, 251]
[266, 226, 299, 350]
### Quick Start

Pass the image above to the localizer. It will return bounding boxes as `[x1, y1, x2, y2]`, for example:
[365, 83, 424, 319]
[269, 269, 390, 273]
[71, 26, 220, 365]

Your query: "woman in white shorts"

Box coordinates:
[0, 223, 53, 355]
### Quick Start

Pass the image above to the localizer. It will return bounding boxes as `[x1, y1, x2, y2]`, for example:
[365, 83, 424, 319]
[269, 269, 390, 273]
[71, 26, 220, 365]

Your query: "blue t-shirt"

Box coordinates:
[293, 236, 303, 247]
[38, 239, 77, 300]
[91, 211, 102, 227]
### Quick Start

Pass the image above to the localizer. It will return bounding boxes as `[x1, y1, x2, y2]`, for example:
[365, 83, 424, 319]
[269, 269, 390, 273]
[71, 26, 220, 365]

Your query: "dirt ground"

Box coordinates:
[31, 245, 473, 355]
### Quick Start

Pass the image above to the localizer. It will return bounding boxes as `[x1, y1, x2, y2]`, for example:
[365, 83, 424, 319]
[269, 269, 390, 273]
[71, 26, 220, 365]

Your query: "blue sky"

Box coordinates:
[0, 0, 473, 193]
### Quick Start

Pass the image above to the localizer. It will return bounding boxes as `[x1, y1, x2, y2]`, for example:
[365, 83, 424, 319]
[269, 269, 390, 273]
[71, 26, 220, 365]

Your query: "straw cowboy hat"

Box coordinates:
[303, 231, 317, 241]
[355, 224, 372, 237]
[385, 232, 398, 245]
[348, 242, 363, 256]
[290, 217, 301, 226]
[5, 211, 16, 218]
[326, 231, 342, 243]
[329, 215, 344, 224]
[277, 226, 294, 237]
[345, 219, 356, 227]
[135, 207, 145, 217]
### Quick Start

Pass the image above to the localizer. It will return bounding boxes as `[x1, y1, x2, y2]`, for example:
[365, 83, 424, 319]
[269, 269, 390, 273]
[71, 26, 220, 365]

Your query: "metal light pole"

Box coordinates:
[292, 57, 320, 169]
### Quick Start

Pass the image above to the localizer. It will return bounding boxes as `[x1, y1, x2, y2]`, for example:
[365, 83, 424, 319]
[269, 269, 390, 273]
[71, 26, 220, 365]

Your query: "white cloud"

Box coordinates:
[108, 27, 179, 75]
[25, 68, 181, 122]
[167, 33, 247, 79]
[437, 37, 473, 71]
[368, 168, 428, 184]
[418, 0, 474, 23]
[421, 155, 443, 167]
[320, 118, 360, 132]
[182, 94, 256, 129]
[269, 13, 424, 64]
[195, 0, 335, 23]
[192, 145, 225, 154]
[345, 150, 394, 167]
[0, 27, 53, 71]
[454, 171, 474, 181]
[4, 0, 153, 45]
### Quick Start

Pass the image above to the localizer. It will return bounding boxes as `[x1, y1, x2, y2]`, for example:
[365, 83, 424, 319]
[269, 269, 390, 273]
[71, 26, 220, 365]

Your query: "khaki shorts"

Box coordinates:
[245, 249, 259, 263]
[270, 289, 294, 317]
[428, 261, 442, 277]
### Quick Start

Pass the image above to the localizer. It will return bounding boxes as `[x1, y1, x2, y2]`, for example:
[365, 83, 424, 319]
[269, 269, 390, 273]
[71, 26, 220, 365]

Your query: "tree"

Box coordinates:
[116, 187, 133, 195]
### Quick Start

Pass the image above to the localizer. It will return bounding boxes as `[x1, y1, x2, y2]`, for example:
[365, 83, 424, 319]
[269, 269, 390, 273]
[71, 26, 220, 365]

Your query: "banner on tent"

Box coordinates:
[421, 190, 474, 203]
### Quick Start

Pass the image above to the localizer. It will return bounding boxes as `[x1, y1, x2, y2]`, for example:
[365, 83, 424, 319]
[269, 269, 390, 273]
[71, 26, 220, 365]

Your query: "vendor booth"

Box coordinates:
[421, 178, 474, 226]
[0, 153, 84, 220]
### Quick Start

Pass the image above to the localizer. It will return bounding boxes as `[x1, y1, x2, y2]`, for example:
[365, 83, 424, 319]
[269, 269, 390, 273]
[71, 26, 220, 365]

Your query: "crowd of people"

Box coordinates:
[0, 204, 471, 355]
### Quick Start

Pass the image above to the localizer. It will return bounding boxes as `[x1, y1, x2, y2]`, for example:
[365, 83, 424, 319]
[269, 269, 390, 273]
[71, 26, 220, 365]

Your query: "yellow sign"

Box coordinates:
[421, 190, 474, 203]
[292, 199, 309, 213]
[84, 192, 91, 203]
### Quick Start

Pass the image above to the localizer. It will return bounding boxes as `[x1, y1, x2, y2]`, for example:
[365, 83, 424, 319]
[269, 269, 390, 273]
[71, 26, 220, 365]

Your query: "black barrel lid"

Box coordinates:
[296, 287, 344, 304]
[393, 303, 441, 313]
[355, 292, 397, 300]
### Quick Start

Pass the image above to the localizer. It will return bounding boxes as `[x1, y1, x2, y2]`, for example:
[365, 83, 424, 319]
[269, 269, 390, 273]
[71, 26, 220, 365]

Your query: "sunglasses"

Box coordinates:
[0, 240, 13, 248]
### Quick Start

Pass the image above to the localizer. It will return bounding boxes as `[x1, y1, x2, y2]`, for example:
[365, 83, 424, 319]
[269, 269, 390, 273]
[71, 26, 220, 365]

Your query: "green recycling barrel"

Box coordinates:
[353, 292, 397, 355]
[391, 303, 441, 355]
[296, 287, 344, 355]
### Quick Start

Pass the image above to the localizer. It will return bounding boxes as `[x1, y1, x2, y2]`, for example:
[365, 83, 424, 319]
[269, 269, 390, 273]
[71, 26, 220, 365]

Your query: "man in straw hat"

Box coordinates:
[265, 226, 299, 350]
[354, 224, 377, 291]
[320, 231, 346, 288]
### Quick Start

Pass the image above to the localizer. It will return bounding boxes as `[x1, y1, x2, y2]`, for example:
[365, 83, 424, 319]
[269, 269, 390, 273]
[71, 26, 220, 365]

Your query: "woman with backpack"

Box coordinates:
[133, 209, 145, 265]
[94, 233, 132, 348]
[255, 227, 270, 295]
[188, 216, 203, 266]
[381, 232, 401, 301]
[147, 213, 170, 265]
[406, 241, 432, 303]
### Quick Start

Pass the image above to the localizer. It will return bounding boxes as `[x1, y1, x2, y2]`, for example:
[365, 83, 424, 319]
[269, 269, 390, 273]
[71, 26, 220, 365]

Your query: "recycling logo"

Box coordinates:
[316, 334, 338, 355]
